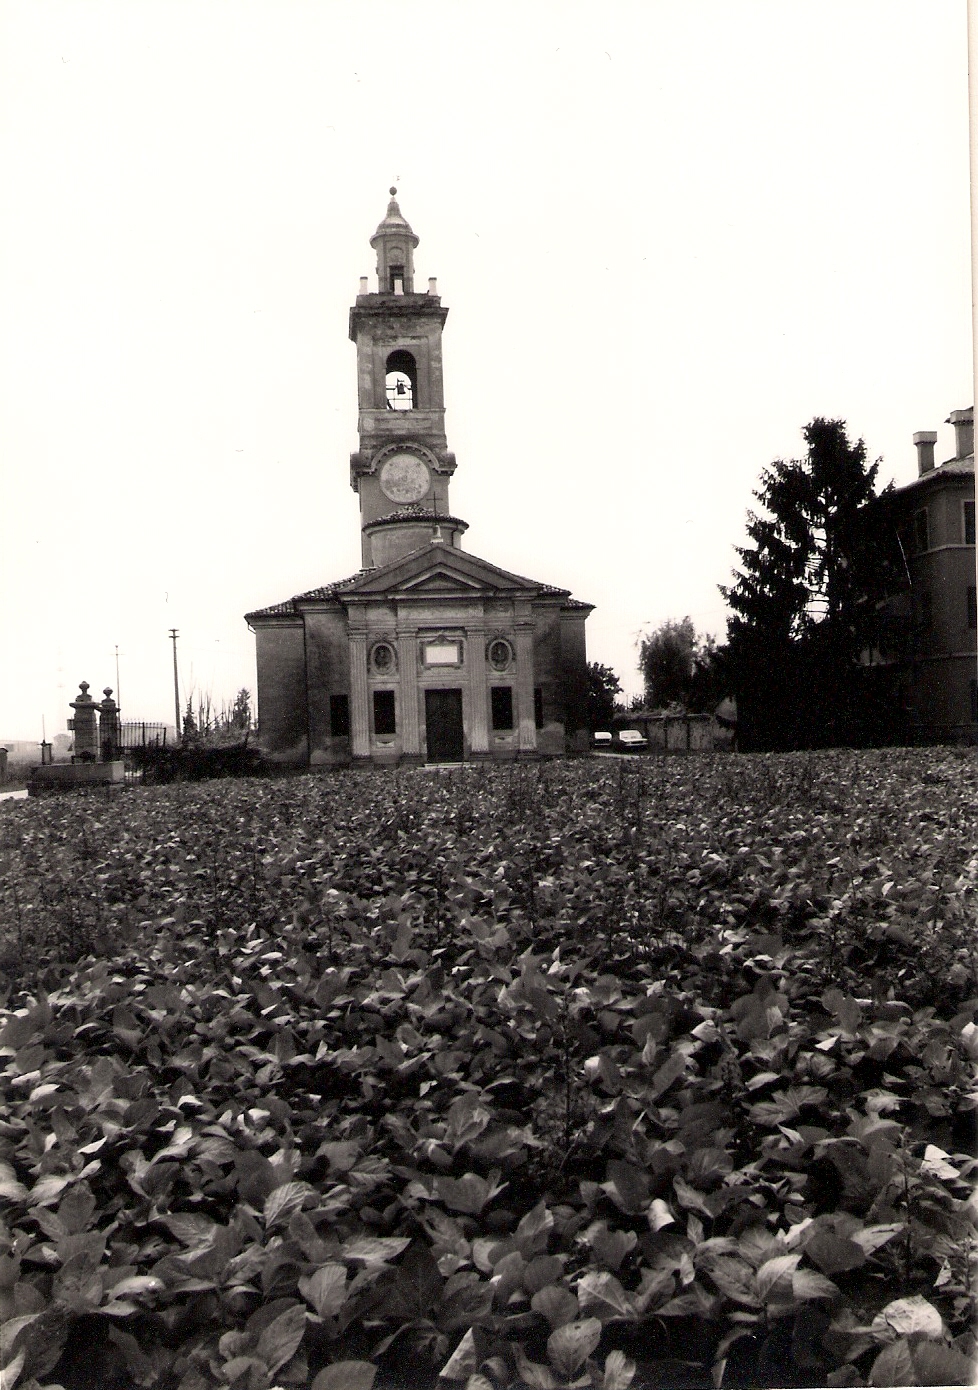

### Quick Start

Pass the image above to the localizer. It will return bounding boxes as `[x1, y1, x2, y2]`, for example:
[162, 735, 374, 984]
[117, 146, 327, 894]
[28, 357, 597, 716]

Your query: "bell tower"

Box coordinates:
[349, 189, 463, 567]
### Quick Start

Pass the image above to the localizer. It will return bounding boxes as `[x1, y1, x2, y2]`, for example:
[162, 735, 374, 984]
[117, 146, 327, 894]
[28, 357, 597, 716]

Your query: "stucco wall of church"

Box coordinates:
[559, 608, 591, 751]
[304, 608, 352, 766]
[254, 622, 308, 764]
[530, 602, 566, 756]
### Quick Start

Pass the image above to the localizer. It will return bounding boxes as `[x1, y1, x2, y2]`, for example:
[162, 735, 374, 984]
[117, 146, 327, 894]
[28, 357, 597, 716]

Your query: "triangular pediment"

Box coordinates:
[343, 543, 571, 600]
[401, 570, 483, 593]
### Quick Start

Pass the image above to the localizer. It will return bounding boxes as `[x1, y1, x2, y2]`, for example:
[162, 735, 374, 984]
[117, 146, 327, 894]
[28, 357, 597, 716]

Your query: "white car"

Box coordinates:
[616, 729, 648, 751]
[592, 731, 613, 747]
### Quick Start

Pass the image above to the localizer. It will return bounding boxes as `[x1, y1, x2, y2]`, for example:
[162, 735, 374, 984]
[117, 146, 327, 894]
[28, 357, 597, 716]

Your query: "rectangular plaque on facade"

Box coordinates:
[423, 642, 462, 666]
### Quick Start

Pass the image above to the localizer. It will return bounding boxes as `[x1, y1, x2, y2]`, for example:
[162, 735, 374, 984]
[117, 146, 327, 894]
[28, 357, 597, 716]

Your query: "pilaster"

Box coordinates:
[514, 625, 537, 753]
[397, 631, 421, 756]
[467, 627, 489, 754]
[349, 631, 370, 759]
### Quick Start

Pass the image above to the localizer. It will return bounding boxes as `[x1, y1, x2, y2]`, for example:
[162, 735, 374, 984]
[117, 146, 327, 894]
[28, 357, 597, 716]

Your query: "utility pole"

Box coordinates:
[169, 629, 180, 739]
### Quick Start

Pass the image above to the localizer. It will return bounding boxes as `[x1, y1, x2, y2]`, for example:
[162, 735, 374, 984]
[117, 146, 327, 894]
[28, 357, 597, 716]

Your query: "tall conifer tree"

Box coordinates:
[722, 419, 884, 749]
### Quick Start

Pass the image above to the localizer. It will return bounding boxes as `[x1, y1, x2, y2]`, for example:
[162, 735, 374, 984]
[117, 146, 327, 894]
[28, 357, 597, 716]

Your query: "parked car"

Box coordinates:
[616, 729, 648, 751]
[592, 731, 613, 748]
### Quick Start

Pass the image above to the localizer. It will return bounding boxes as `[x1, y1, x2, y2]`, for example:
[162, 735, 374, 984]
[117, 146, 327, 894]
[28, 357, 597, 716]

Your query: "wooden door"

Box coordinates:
[425, 688, 464, 762]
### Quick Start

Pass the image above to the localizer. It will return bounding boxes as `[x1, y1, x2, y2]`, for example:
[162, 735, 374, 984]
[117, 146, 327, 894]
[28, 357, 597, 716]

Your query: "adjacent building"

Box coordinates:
[861, 406, 976, 742]
[246, 192, 592, 766]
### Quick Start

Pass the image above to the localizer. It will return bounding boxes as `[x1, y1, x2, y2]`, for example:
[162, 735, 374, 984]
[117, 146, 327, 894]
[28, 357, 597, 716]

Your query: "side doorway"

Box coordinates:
[425, 688, 464, 762]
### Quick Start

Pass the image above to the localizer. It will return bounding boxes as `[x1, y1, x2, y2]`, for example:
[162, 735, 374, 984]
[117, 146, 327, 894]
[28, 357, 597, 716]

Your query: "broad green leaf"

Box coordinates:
[514, 1200, 554, 1254]
[531, 1283, 579, 1329]
[523, 1255, 565, 1295]
[0, 1314, 40, 1360]
[255, 1303, 307, 1374]
[869, 1338, 916, 1387]
[748, 1086, 828, 1127]
[514, 1342, 559, 1389]
[547, 1318, 602, 1378]
[311, 1362, 377, 1390]
[263, 1181, 312, 1228]
[909, 1340, 975, 1385]
[340, 1236, 411, 1265]
[444, 1092, 493, 1150]
[434, 1172, 506, 1215]
[317, 1141, 361, 1173]
[439, 1328, 478, 1381]
[648, 1198, 675, 1231]
[877, 1295, 944, 1340]
[704, 1257, 761, 1307]
[791, 1268, 840, 1302]
[28, 1174, 72, 1207]
[577, 1270, 635, 1321]
[0, 1163, 28, 1202]
[919, 1145, 960, 1180]
[602, 1161, 650, 1215]
[298, 1264, 348, 1319]
[804, 1231, 866, 1275]
[650, 1049, 687, 1100]
[603, 1349, 637, 1390]
[754, 1253, 801, 1300]
[849, 1223, 903, 1256]
[0, 1347, 25, 1386]
[673, 1173, 714, 1220]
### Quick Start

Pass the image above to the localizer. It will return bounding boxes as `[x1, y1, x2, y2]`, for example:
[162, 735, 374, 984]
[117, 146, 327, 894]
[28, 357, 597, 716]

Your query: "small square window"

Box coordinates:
[373, 690, 396, 736]
[491, 686, 514, 732]
[964, 500, 976, 546]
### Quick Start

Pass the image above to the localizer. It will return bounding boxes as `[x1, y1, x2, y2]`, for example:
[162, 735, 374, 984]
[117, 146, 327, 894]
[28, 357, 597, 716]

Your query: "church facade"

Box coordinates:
[245, 192, 592, 767]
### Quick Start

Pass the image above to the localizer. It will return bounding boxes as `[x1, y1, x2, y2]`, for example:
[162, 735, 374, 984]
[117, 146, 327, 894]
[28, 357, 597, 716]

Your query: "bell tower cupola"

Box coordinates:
[349, 190, 463, 567]
[370, 188, 419, 294]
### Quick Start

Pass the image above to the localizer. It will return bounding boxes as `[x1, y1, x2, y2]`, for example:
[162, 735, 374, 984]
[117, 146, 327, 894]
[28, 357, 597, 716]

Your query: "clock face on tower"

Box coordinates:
[379, 452, 430, 504]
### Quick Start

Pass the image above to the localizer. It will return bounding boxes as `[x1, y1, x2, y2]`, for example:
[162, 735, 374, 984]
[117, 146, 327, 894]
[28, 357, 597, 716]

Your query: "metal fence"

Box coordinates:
[118, 722, 169, 753]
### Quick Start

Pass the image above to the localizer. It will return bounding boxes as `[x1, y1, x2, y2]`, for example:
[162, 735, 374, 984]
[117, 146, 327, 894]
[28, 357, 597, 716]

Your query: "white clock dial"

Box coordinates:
[379, 452, 430, 503]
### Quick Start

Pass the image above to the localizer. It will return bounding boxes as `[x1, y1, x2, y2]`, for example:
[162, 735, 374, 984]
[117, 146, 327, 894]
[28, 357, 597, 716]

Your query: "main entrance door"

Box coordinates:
[425, 688, 464, 762]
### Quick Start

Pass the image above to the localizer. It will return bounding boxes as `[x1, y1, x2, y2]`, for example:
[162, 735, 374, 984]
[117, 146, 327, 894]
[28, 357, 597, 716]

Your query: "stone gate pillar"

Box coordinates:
[99, 688, 120, 761]
[69, 682, 99, 761]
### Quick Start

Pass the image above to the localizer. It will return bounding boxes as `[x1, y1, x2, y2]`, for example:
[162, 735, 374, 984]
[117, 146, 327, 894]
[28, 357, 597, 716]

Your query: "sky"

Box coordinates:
[0, 0, 973, 740]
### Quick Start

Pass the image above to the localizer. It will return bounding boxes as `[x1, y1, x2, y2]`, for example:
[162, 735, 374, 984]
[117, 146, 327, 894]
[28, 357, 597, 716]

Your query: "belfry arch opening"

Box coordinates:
[385, 349, 417, 410]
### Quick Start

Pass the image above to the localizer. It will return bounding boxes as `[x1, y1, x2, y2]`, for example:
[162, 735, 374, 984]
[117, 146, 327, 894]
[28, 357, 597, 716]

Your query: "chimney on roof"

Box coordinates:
[913, 431, 937, 476]
[947, 407, 974, 460]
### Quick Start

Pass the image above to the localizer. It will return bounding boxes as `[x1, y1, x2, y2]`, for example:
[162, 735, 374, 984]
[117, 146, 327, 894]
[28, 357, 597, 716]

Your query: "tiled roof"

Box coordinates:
[244, 572, 364, 621]
[245, 551, 594, 621]
[367, 508, 469, 527]
[885, 456, 974, 496]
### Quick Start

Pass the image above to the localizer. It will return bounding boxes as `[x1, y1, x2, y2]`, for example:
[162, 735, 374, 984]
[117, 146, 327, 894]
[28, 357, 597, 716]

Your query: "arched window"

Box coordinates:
[385, 350, 417, 411]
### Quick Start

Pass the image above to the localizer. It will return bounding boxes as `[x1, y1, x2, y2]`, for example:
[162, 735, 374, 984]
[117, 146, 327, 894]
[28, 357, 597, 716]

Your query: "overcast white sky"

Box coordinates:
[0, 1, 973, 740]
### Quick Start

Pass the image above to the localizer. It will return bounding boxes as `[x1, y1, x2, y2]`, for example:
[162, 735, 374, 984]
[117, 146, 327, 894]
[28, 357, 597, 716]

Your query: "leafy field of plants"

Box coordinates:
[0, 750, 976, 1390]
